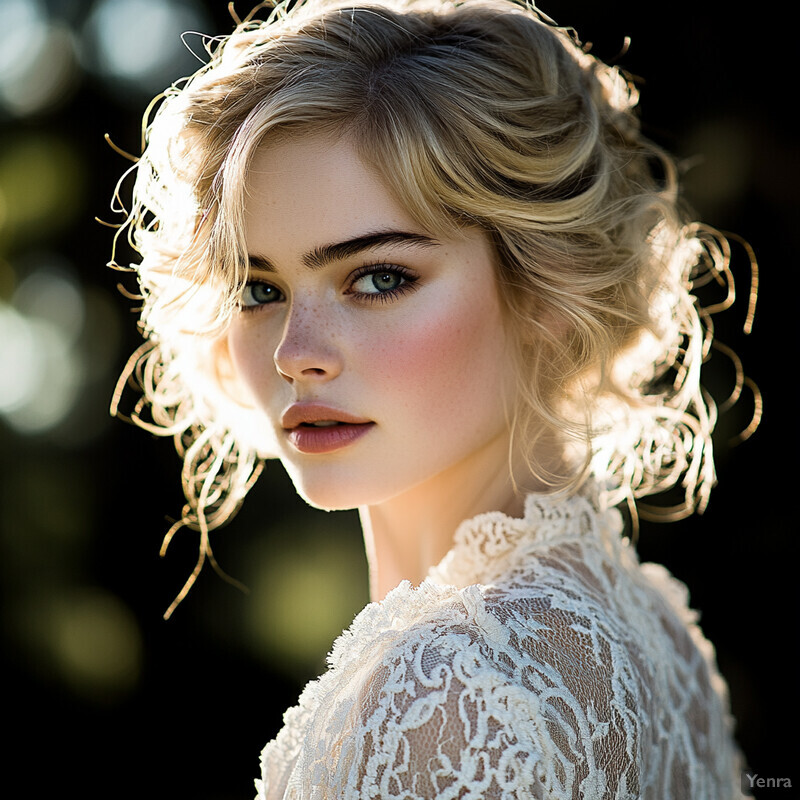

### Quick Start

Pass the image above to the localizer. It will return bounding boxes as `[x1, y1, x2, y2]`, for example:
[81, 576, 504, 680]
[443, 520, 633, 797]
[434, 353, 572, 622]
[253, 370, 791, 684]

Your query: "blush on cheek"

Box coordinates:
[363, 314, 462, 389]
[363, 290, 509, 434]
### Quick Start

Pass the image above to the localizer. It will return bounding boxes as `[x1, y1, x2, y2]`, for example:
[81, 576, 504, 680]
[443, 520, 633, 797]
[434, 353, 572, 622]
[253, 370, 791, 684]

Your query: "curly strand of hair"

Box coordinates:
[735, 378, 762, 444]
[689, 225, 760, 444]
[104, 132, 139, 163]
[592, 232, 720, 522]
[112, 342, 262, 617]
[161, 429, 258, 620]
[727, 231, 759, 335]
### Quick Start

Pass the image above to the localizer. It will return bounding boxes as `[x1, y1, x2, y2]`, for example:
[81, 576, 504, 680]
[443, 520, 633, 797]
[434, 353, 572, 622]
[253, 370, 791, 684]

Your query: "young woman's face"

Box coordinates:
[226, 134, 517, 510]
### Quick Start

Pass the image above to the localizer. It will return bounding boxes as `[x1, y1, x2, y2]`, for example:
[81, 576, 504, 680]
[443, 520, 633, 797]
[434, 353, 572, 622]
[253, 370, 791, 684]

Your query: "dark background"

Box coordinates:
[1, 1, 795, 797]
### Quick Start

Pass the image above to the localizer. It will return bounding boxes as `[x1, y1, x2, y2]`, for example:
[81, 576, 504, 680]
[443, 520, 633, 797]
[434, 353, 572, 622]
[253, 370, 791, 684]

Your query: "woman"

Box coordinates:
[113, 0, 756, 796]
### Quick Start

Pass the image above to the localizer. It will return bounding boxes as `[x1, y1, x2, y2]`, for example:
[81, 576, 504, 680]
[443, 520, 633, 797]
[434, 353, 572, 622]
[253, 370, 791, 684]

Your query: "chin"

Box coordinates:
[281, 461, 382, 512]
[295, 485, 359, 512]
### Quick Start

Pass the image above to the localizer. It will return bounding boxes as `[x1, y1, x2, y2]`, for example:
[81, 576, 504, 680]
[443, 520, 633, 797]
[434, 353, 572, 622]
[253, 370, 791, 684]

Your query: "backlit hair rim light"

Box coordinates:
[107, 0, 759, 618]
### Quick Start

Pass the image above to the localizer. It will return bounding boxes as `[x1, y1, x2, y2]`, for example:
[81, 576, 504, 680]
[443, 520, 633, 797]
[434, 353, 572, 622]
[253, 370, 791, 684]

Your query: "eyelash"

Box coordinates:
[346, 263, 420, 304]
[239, 263, 420, 312]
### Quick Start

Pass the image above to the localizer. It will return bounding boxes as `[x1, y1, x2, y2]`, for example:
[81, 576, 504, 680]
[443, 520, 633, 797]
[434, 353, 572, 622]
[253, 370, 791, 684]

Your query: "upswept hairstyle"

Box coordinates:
[112, 0, 756, 610]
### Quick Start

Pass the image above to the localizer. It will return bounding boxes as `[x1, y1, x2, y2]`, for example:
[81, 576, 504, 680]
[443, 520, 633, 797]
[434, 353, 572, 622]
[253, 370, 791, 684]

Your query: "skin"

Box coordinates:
[226, 134, 542, 600]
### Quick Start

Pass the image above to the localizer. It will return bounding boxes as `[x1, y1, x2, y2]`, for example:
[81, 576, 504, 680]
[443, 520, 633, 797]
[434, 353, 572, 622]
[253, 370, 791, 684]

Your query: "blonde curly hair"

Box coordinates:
[111, 0, 757, 614]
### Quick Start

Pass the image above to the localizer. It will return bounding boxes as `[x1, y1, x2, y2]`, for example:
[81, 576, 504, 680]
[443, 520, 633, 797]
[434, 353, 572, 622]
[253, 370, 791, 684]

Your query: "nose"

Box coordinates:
[273, 301, 343, 384]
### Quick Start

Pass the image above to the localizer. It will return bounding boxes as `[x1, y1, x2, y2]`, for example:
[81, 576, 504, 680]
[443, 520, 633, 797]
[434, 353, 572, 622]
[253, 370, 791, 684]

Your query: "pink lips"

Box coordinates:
[281, 403, 375, 454]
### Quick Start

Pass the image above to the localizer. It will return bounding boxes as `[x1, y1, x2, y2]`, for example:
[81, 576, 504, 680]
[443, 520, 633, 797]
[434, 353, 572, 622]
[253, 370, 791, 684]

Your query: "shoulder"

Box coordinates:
[265, 565, 740, 799]
[319, 580, 643, 799]
[332, 592, 547, 798]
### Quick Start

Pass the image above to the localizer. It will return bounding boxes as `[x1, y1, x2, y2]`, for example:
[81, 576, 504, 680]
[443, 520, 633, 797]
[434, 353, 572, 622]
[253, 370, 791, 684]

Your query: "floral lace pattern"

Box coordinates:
[256, 491, 745, 799]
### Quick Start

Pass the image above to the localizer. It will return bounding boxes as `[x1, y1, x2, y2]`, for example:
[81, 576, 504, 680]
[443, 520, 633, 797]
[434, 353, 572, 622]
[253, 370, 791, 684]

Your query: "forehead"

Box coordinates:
[243, 134, 423, 260]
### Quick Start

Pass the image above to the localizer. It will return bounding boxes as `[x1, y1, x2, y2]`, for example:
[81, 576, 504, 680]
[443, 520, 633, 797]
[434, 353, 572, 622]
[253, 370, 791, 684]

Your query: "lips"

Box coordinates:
[281, 403, 375, 454]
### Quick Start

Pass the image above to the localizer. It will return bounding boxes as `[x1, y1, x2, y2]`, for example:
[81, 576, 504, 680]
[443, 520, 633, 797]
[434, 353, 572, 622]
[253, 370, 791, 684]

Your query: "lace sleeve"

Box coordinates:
[259, 561, 742, 799]
[328, 624, 548, 799]
[261, 593, 651, 799]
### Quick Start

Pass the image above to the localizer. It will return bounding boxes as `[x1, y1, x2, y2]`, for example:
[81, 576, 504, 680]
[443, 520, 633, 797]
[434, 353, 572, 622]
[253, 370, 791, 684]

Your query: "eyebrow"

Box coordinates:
[247, 230, 440, 273]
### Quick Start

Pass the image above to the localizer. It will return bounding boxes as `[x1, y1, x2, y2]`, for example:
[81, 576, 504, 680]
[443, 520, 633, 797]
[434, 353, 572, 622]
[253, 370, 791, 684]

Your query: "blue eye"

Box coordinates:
[352, 271, 404, 294]
[348, 265, 418, 302]
[241, 281, 283, 309]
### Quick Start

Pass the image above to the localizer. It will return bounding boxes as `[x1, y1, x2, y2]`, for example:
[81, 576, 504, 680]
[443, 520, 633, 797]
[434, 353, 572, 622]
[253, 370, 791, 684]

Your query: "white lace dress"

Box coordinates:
[255, 490, 745, 799]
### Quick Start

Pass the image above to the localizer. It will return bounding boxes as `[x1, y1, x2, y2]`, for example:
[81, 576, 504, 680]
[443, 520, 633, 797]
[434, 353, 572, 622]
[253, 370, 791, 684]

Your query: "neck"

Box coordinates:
[359, 433, 533, 601]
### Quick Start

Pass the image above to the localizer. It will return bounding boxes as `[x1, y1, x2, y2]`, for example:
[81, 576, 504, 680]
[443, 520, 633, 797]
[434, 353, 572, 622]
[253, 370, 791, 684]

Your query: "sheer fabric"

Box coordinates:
[256, 489, 745, 799]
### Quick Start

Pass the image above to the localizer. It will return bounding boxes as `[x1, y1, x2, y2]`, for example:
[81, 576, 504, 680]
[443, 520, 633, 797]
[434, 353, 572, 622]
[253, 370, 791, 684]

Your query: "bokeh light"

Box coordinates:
[243, 517, 369, 674]
[0, 0, 80, 118]
[81, 0, 211, 100]
[0, 262, 86, 433]
[17, 585, 143, 702]
[13, 260, 85, 344]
